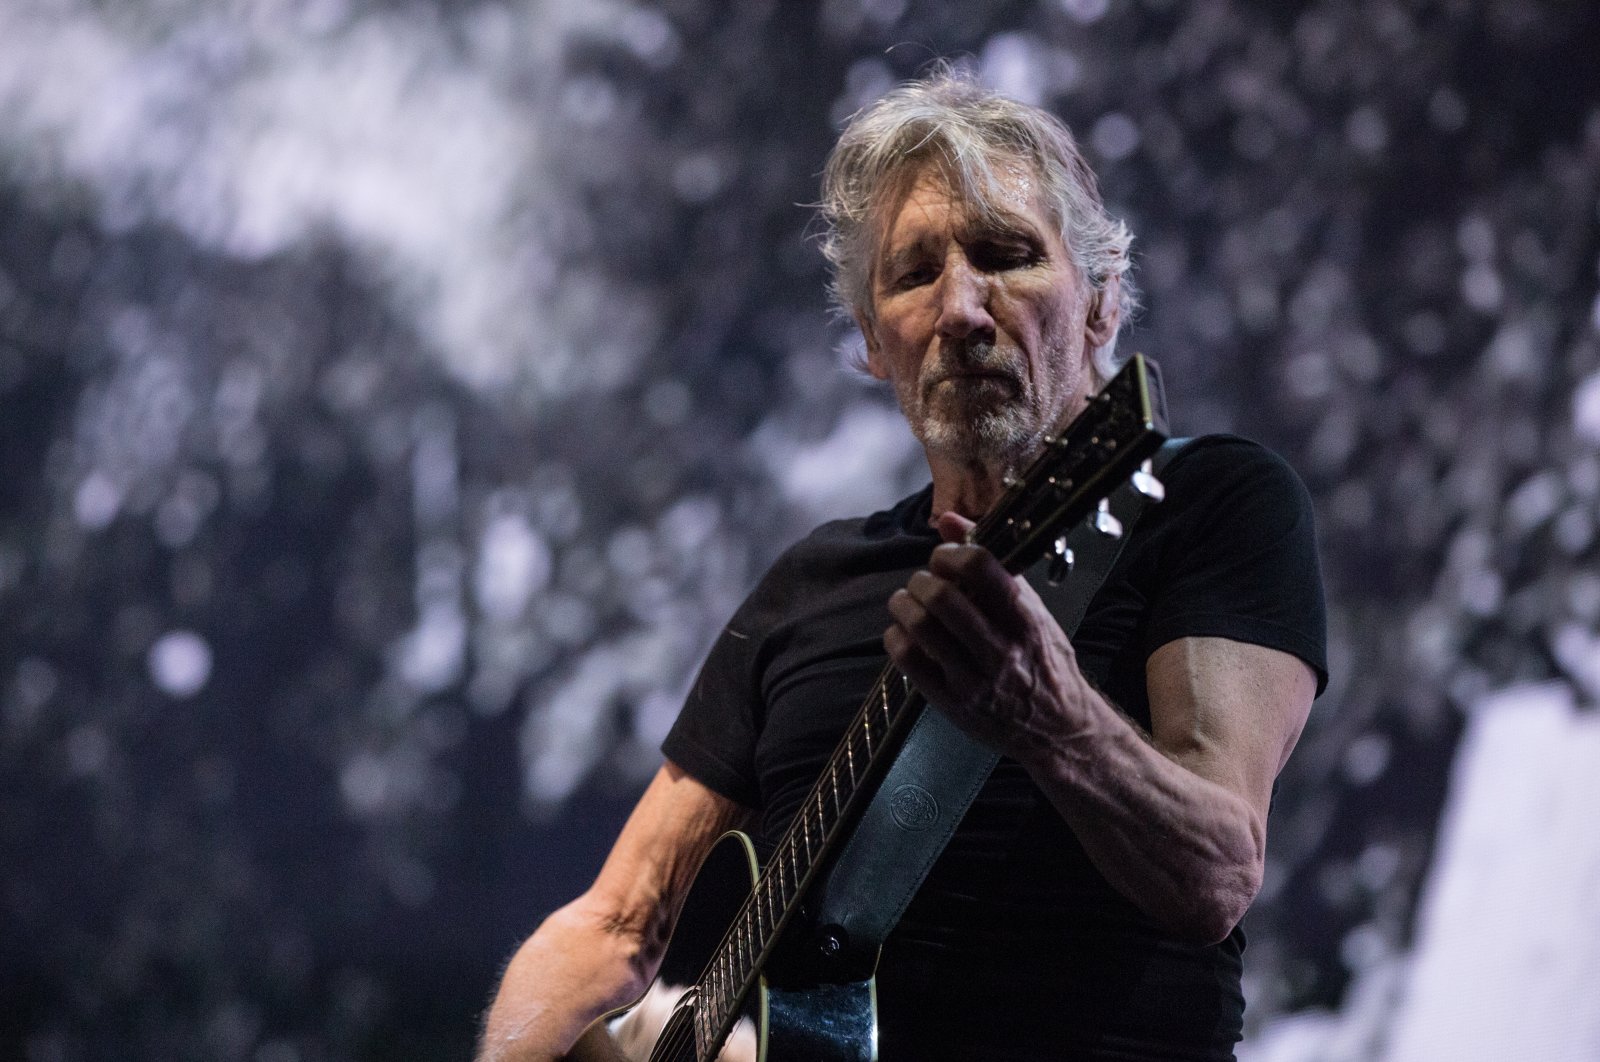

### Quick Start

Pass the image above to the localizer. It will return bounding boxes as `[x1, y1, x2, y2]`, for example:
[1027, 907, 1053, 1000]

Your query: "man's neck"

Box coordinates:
[925, 451, 1021, 523]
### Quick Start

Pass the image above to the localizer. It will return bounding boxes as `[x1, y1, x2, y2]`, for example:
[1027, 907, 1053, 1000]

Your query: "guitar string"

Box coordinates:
[646, 1003, 682, 1062]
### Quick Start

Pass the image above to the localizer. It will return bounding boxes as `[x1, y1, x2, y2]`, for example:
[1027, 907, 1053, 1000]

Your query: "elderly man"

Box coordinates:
[481, 71, 1326, 1061]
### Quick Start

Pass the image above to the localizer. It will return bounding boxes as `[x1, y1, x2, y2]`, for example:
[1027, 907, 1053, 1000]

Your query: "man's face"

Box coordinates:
[859, 163, 1113, 468]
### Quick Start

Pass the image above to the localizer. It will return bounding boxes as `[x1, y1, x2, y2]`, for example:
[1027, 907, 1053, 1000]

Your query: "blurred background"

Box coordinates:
[2, 0, 1598, 1059]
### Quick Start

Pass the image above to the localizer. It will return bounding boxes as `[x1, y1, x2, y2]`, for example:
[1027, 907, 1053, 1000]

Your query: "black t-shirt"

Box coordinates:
[663, 435, 1328, 1060]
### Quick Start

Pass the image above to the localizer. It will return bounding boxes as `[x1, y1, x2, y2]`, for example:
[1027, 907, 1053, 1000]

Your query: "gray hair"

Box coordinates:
[819, 69, 1138, 380]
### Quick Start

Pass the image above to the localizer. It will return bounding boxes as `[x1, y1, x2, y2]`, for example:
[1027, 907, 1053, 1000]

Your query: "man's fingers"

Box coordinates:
[932, 510, 976, 544]
[884, 617, 991, 717]
[888, 584, 975, 673]
[901, 570, 1005, 671]
[883, 622, 945, 695]
[926, 543, 1026, 635]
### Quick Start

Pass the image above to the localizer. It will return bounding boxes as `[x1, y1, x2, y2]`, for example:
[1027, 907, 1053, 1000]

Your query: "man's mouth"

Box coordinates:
[927, 370, 1020, 392]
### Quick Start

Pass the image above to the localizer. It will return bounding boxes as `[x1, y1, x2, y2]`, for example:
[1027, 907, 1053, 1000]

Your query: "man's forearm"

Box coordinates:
[1017, 690, 1264, 945]
[478, 904, 651, 1062]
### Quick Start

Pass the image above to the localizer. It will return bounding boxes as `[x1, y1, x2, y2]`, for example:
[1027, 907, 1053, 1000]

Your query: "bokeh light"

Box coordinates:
[2, 0, 1597, 1059]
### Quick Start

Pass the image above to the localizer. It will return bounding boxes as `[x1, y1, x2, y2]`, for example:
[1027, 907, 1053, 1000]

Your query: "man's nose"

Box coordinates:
[934, 259, 996, 342]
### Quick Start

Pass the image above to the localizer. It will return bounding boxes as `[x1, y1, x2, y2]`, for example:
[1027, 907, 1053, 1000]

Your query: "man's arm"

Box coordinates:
[1034, 633, 1311, 943]
[884, 516, 1315, 945]
[478, 761, 754, 1062]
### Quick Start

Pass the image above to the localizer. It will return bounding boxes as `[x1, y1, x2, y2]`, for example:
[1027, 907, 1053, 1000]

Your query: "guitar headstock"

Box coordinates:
[973, 354, 1168, 575]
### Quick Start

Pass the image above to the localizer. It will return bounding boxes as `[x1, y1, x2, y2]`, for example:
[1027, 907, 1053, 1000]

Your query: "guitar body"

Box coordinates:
[569, 832, 878, 1062]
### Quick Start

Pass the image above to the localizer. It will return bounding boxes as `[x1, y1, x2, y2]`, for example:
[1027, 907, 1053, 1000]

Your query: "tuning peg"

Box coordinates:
[1047, 536, 1075, 586]
[1132, 459, 1165, 502]
[1090, 497, 1123, 539]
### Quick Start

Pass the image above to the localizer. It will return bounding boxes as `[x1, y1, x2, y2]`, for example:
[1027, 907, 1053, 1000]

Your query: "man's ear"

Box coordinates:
[1084, 276, 1122, 350]
[854, 309, 888, 380]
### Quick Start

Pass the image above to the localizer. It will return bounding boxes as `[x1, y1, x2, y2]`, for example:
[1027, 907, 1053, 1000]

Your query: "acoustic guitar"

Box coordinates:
[570, 355, 1167, 1062]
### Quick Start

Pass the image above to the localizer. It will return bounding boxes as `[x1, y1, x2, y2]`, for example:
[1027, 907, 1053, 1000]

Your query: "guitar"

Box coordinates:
[570, 355, 1167, 1062]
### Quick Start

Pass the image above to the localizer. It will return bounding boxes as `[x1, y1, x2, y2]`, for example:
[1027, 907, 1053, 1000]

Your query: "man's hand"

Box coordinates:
[883, 511, 1102, 766]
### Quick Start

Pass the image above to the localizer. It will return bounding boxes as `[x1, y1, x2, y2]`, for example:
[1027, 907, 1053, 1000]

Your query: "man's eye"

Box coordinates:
[895, 265, 936, 288]
[977, 245, 1038, 270]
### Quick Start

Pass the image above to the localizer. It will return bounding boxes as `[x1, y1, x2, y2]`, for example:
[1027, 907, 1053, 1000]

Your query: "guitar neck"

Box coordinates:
[688, 356, 1166, 1058]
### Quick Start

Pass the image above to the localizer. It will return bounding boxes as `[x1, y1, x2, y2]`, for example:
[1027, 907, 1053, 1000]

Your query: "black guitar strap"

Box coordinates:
[810, 436, 1193, 957]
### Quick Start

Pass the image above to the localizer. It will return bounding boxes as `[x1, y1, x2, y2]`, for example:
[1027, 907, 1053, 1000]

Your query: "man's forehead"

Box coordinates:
[878, 162, 1051, 249]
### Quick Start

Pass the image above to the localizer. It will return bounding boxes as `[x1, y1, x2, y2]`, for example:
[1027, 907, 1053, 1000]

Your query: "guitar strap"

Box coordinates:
[810, 435, 1193, 957]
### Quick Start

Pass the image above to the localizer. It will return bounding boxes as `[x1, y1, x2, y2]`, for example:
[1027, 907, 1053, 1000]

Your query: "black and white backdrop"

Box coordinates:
[1, 0, 1597, 1058]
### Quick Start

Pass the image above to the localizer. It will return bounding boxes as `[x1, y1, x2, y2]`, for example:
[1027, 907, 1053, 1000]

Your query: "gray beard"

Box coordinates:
[910, 398, 1041, 467]
[894, 341, 1050, 467]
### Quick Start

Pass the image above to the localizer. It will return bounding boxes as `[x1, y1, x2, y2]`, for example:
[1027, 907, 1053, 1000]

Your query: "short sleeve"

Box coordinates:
[660, 538, 826, 810]
[1144, 437, 1329, 696]
[662, 615, 765, 809]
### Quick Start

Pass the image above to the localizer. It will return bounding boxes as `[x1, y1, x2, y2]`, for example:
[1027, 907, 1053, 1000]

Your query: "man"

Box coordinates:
[480, 71, 1326, 1061]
